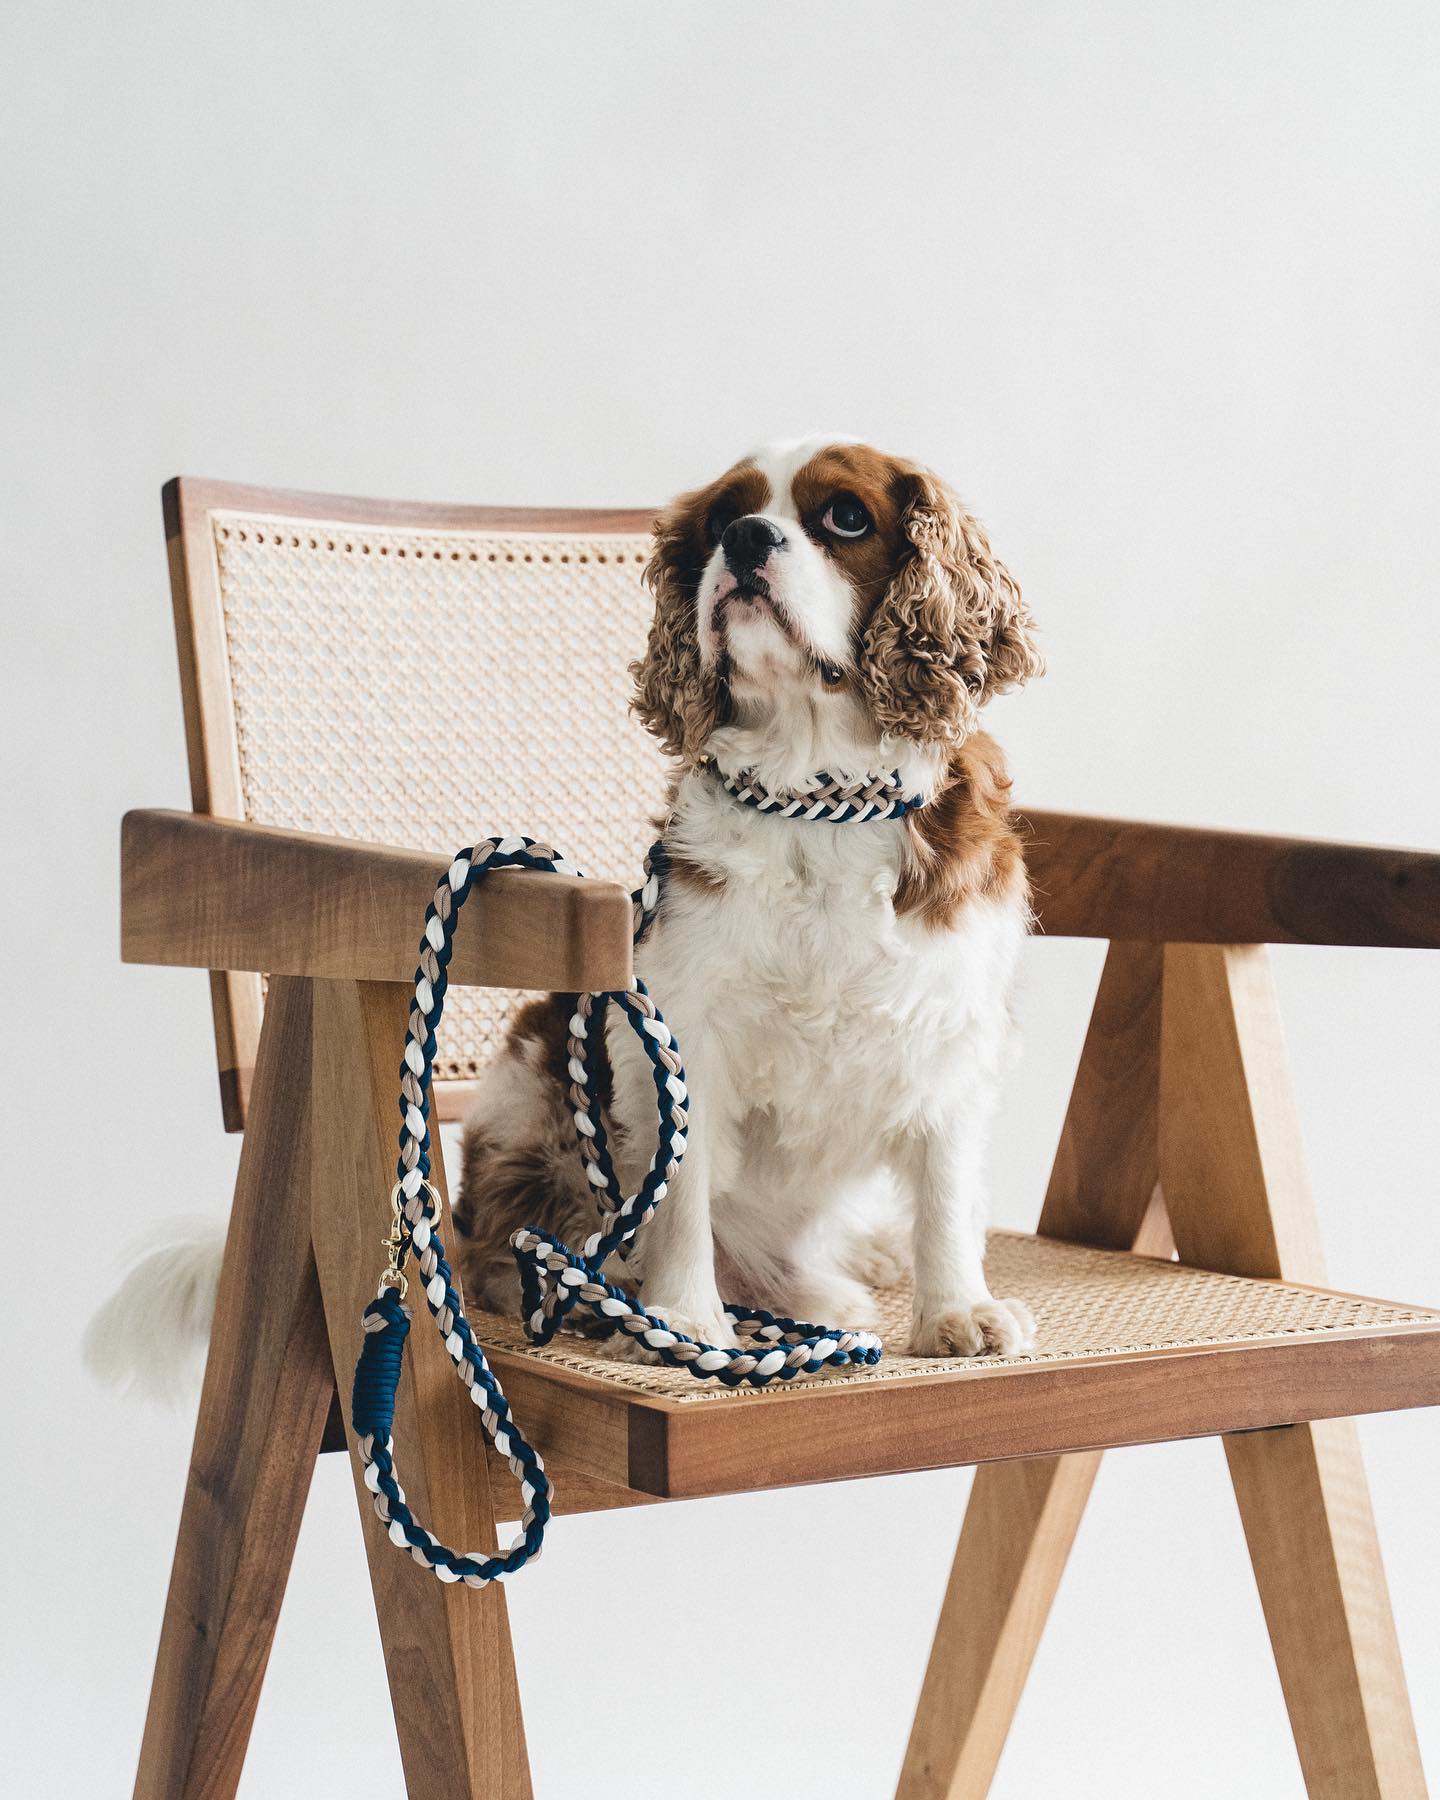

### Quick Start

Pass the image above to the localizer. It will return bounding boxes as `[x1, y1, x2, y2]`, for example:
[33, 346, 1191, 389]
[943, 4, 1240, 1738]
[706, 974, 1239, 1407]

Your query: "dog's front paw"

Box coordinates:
[641, 1300, 741, 1352]
[911, 1295, 1035, 1358]
[595, 1307, 739, 1364]
[786, 1272, 881, 1332]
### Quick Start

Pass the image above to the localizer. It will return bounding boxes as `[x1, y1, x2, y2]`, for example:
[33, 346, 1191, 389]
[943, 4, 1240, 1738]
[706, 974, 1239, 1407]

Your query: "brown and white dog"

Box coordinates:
[86, 438, 1044, 1399]
[453, 438, 1044, 1357]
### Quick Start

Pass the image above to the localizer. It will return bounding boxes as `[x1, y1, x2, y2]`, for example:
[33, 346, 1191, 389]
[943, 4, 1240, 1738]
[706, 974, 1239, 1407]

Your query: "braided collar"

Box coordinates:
[633, 765, 928, 944]
[711, 763, 928, 822]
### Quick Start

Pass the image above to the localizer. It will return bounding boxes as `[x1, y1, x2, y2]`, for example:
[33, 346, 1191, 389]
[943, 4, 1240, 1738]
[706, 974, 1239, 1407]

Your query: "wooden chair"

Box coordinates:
[124, 477, 1440, 1798]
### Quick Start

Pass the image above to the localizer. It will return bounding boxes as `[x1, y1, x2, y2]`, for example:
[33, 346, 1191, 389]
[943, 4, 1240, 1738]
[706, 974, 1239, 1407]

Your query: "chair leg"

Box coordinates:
[1226, 1421, 1425, 1798]
[898, 944, 1171, 1799]
[310, 978, 532, 1800]
[1160, 944, 1426, 1798]
[136, 976, 335, 1799]
[896, 1452, 1103, 1799]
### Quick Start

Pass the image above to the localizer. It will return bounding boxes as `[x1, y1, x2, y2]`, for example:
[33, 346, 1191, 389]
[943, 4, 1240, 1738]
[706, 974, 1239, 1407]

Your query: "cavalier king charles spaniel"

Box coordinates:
[453, 438, 1044, 1357]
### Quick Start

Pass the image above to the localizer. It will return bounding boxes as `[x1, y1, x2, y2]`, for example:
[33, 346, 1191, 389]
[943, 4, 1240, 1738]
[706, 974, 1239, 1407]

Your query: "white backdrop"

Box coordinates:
[4, 4, 1439, 1795]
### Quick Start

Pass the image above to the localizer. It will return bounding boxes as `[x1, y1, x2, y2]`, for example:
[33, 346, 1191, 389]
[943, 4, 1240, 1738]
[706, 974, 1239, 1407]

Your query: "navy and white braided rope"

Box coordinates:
[352, 768, 919, 1585]
[718, 765, 925, 821]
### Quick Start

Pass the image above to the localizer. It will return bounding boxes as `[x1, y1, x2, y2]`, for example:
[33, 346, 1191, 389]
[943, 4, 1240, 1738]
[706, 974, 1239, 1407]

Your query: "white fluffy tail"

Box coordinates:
[83, 1217, 228, 1404]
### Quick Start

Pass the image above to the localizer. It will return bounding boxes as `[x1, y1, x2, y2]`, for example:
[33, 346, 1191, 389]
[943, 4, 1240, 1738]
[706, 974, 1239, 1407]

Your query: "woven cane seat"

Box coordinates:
[465, 1230, 1440, 1497]
[478, 1229, 1439, 1404]
[211, 511, 667, 1084]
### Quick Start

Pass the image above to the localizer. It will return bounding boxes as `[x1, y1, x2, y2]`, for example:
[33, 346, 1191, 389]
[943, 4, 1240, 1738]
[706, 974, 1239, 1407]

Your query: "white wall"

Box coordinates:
[5, 4, 1439, 1794]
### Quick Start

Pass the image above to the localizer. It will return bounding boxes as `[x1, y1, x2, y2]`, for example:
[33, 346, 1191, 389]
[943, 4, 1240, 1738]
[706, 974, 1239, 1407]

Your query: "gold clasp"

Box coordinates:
[377, 1178, 443, 1300]
[379, 1188, 409, 1298]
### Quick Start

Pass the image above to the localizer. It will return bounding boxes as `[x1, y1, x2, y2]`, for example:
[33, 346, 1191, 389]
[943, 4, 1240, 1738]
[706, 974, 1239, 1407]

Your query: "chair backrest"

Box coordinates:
[163, 477, 667, 1131]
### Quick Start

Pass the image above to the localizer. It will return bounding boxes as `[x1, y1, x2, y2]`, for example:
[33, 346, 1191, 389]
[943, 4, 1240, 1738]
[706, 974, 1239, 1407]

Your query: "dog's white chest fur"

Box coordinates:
[454, 438, 1044, 1358]
[615, 773, 1027, 1311]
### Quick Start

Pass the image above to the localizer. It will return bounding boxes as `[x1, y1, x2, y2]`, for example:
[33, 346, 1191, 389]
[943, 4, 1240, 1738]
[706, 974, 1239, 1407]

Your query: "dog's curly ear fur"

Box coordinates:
[631, 490, 728, 764]
[859, 469, 1043, 747]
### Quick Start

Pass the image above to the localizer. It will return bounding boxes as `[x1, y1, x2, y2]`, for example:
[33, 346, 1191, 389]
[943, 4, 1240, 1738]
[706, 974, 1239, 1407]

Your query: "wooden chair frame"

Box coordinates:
[124, 479, 1440, 1797]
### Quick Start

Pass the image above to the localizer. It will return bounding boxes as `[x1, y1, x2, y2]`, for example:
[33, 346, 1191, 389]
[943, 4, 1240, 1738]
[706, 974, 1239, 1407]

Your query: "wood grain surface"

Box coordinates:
[121, 808, 634, 993]
[134, 978, 333, 1799]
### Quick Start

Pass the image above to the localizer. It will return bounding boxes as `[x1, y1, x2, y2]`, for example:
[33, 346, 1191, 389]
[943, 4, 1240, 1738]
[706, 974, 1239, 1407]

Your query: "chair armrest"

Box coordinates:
[1019, 808, 1440, 947]
[120, 809, 634, 990]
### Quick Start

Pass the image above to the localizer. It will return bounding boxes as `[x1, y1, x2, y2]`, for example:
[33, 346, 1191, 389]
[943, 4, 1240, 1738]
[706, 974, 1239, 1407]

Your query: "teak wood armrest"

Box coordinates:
[1019, 807, 1440, 947]
[119, 808, 635, 991]
[121, 807, 1440, 992]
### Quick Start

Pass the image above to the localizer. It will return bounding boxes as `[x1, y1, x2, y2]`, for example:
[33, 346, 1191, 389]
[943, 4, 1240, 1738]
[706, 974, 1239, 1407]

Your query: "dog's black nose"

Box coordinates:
[721, 514, 786, 575]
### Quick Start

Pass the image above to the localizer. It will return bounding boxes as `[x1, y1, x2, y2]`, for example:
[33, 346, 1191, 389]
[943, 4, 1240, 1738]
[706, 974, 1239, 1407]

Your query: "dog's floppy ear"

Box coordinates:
[858, 468, 1042, 747]
[631, 489, 728, 764]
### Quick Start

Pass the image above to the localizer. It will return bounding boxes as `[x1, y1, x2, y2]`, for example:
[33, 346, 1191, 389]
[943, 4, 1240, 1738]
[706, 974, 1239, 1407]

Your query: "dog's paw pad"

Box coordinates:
[910, 1296, 1035, 1358]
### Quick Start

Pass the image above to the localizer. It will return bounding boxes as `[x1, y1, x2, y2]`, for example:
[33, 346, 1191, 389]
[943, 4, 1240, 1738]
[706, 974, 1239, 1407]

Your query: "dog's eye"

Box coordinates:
[706, 500, 740, 546]
[821, 493, 871, 540]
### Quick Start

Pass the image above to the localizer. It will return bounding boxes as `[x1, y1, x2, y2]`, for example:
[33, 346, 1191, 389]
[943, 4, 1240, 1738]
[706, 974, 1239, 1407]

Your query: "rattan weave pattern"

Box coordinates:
[211, 513, 668, 1079]
[471, 1229, 1440, 1404]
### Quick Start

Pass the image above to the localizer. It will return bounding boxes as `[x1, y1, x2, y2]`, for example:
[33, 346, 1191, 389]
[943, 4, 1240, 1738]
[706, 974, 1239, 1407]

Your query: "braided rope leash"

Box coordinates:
[351, 768, 921, 1585]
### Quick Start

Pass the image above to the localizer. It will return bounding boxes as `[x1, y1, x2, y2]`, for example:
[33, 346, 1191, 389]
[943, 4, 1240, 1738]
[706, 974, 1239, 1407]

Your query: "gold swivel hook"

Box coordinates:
[376, 1177, 442, 1301]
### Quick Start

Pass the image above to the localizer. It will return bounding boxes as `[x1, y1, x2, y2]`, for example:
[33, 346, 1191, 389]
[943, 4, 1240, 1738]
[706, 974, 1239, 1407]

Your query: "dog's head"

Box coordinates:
[632, 438, 1042, 765]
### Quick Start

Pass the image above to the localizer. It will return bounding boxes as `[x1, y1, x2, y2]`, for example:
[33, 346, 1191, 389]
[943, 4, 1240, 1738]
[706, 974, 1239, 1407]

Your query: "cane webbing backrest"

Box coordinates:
[165, 480, 668, 1129]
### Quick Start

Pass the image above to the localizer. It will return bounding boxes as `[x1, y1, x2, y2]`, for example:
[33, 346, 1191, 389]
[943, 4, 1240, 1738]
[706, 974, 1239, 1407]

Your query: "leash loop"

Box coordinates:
[352, 771, 919, 1586]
